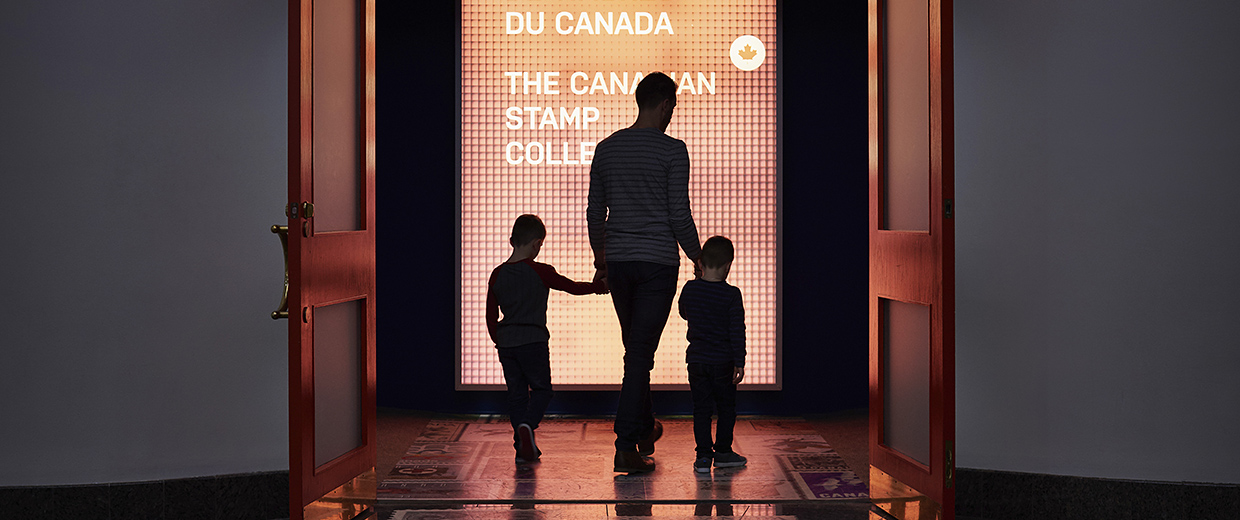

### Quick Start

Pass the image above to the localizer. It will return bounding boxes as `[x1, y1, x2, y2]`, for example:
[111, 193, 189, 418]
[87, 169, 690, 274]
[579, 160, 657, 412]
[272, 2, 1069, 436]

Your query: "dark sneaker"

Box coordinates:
[636, 420, 663, 456]
[515, 448, 542, 464]
[712, 451, 747, 468]
[694, 456, 713, 473]
[614, 450, 656, 473]
[516, 423, 538, 462]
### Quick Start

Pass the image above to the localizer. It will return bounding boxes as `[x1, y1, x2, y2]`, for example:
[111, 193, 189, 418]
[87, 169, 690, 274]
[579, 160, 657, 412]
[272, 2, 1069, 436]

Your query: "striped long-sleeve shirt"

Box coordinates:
[678, 279, 746, 367]
[587, 127, 701, 267]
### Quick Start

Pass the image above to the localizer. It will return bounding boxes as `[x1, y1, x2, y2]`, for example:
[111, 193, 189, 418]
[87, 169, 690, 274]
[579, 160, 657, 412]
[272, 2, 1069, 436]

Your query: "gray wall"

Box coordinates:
[955, 0, 1240, 483]
[0, 1, 288, 485]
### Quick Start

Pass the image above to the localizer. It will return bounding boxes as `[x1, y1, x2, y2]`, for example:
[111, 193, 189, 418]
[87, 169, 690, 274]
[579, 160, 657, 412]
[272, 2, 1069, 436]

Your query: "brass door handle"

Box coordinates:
[271, 225, 290, 319]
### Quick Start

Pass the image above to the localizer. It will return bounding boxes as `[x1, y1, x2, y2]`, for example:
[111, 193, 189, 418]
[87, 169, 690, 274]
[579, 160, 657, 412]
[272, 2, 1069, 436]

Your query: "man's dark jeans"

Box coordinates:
[497, 341, 553, 446]
[607, 261, 680, 452]
[687, 362, 738, 457]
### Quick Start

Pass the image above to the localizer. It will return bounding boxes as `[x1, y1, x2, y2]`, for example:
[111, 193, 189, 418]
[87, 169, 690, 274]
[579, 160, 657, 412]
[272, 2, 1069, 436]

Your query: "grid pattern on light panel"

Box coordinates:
[460, 0, 778, 387]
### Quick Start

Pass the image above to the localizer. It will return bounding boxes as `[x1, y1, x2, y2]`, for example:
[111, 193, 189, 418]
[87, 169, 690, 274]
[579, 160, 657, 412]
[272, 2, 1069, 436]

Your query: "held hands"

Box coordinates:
[693, 257, 703, 279]
[592, 267, 609, 294]
[732, 366, 745, 385]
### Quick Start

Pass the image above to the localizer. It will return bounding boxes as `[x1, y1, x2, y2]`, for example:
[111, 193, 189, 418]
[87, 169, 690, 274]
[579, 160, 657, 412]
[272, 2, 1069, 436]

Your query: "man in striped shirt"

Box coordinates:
[587, 72, 702, 473]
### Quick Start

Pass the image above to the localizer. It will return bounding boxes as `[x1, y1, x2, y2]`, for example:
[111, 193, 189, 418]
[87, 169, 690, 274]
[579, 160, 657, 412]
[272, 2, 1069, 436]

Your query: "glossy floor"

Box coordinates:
[360, 410, 921, 520]
[377, 416, 866, 502]
[376, 501, 877, 519]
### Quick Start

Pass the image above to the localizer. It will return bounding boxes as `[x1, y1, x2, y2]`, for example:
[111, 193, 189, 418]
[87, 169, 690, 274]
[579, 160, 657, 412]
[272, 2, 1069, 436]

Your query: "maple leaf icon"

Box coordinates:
[738, 44, 758, 60]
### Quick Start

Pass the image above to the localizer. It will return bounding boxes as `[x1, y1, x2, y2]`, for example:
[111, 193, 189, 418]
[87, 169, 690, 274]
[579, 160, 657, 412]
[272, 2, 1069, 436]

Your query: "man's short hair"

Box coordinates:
[511, 214, 546, 246]
[635, 72, 677, 110]
[699, 236, 734, 269]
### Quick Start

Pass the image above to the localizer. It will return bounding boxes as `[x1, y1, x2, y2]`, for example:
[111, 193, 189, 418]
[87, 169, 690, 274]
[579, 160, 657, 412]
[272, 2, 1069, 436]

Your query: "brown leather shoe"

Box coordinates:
[637, 419, 663, 456]
[613, 450, 656, 473]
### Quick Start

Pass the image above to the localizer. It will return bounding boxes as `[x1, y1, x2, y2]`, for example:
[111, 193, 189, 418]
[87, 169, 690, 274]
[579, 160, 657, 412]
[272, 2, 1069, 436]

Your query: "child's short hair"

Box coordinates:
[699, 235, 734, 268]
[510, 214, 546, 246]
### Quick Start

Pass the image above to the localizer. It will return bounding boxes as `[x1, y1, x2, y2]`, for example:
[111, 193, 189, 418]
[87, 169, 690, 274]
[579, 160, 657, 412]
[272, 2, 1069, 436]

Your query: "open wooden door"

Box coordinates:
[868, 0, 954, 519]
[285, 0, 377, 518]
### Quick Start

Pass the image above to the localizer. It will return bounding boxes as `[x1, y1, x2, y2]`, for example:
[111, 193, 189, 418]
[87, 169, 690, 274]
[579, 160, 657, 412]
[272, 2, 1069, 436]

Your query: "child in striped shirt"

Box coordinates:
[677, 235, 748, 473]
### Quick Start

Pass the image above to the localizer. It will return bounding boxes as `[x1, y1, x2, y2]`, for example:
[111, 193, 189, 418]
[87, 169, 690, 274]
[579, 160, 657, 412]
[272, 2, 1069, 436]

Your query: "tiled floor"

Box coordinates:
[377, 416, 866, 502]
[379, 502, 875, 519]
[371, 410, 883, 520]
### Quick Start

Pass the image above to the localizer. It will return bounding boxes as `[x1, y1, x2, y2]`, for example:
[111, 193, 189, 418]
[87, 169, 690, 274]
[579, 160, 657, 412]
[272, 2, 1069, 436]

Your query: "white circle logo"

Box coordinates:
[730, 35, 766, 71]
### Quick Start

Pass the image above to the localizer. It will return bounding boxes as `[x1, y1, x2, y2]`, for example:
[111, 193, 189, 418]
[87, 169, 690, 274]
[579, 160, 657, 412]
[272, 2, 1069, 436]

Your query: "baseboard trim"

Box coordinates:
[0, 470, 289, 520]
[956, 467, 1239, 520]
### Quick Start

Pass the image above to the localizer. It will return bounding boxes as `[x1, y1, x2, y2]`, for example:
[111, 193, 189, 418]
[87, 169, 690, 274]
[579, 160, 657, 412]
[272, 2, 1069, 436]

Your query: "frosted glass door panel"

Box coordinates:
[313, 299, 364, 468]
[882, 298, 930, 466]
[313, 0, 361, 232]
[883, 0, 929, 231]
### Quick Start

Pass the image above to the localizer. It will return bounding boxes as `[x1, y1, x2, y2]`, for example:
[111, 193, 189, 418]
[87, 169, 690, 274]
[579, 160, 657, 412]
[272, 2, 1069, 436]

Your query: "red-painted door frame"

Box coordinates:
[869, 0, 955, 516]
[287, 0, 377, 517]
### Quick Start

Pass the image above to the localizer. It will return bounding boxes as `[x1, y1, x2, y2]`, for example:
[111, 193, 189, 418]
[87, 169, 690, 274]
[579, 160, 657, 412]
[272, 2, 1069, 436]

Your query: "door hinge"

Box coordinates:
[944, 199, 954, 219]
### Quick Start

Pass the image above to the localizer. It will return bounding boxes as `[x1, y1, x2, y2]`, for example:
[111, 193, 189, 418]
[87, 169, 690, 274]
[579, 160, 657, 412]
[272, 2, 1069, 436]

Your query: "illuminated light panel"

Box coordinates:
[460, 0, 778, 388]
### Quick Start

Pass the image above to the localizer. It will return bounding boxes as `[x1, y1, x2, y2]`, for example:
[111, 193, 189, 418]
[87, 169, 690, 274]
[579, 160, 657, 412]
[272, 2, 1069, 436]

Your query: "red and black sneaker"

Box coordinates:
[516, 423, 539, 463]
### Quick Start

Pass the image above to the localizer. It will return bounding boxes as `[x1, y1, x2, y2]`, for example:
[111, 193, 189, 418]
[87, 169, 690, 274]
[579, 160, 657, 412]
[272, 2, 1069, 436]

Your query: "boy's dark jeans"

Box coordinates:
[497, 341, 553, 446]
[687, 362, 738, 457]
[607, 261, 679, 452]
